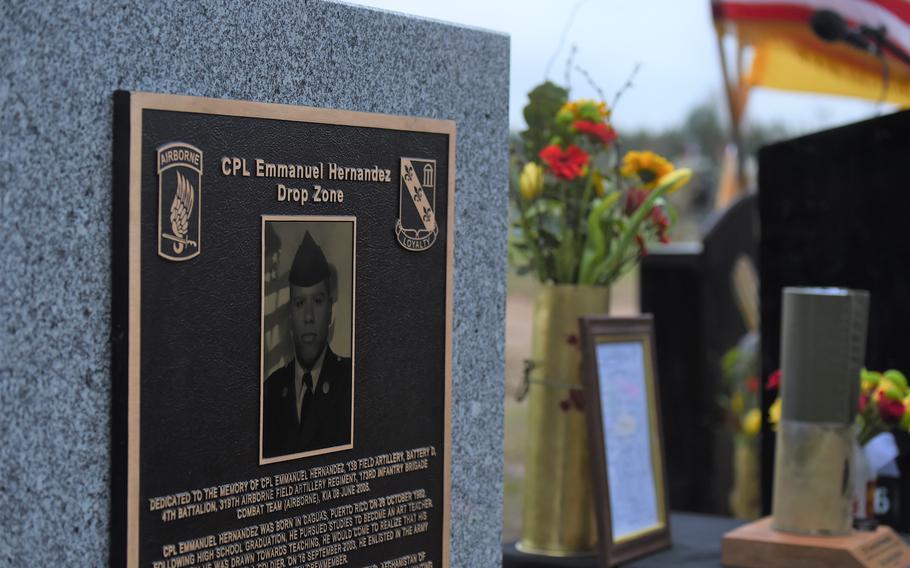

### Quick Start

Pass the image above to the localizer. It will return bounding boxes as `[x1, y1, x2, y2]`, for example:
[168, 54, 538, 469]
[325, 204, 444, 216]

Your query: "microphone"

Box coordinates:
[811, 9, 877, 53]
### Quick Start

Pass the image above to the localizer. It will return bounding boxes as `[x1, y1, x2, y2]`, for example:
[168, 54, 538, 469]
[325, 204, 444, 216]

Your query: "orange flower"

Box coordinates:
[538, 144, 589, 181]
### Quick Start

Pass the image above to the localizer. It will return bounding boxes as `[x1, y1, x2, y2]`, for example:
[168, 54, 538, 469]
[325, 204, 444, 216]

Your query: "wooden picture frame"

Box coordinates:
[579, 315, 671, 567]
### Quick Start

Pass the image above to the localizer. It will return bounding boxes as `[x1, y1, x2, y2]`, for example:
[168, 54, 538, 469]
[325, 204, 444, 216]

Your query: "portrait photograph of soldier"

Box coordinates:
[260, 217, 355, 462]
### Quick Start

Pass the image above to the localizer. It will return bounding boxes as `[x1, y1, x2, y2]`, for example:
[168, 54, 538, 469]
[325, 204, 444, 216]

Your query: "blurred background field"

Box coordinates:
[350, 0, 898, 543]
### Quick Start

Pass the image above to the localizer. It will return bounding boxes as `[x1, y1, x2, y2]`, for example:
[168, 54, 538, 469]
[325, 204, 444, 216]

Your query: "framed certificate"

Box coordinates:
[579, 315, 671, 566]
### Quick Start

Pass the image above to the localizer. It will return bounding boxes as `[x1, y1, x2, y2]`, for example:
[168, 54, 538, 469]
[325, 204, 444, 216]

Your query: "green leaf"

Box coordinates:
[507, 237, 531, 264]
[722, 347, 741, 378]
[665, 202, 679, 226]
[538, 226, 562, 248]
[521, 81, 569, 159]
[885, 369, 909, 390]
[579, 193, 621, 284]
[595, 169, 691, 284]
[554, 229, 577, 283]
[523, 197, 563, 218]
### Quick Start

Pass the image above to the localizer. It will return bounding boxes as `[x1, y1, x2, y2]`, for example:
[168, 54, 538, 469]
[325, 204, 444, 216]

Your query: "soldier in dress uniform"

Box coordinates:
[263, 231, 352, 458]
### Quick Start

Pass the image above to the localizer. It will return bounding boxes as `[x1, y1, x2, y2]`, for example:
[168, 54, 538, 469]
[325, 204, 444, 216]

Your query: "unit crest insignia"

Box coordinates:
[395, 157, 438, 251]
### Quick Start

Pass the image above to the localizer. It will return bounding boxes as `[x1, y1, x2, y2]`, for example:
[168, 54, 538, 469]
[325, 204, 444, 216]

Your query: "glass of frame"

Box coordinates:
[579, 315, 671, 567]
[260, 216, 356, 464]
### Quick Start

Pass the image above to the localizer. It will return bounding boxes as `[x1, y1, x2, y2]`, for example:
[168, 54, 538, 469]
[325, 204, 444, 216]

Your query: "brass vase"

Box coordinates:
[728, 438, 761, 520]
[518, 283, 610, 556]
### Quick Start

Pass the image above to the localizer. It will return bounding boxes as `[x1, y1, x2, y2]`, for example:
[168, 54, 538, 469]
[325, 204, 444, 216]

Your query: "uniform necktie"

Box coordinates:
[304, 371, 315, 396]
[300, 371, 315, 421]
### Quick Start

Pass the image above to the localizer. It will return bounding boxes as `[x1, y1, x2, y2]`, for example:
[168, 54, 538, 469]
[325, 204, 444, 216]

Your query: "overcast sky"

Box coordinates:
[347, 0, 890, 134]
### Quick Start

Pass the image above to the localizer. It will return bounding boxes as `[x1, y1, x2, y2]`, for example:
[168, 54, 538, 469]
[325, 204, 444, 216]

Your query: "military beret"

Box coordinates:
[289, 231, 330, 287]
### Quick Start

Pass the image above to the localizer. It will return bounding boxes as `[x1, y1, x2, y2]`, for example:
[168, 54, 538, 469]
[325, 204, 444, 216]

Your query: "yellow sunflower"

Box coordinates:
[621, 150, 675, 190]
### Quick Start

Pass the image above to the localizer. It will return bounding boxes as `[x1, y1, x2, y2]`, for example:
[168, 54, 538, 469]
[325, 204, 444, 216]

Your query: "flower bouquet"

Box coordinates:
[509, 82, 691, 285]
[857, 368, 910, 445]
[512, 81, 691, 556]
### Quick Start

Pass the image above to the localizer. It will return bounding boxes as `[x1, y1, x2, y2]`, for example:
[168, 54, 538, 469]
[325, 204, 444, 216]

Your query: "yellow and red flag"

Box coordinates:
[713, 0, 910, 104]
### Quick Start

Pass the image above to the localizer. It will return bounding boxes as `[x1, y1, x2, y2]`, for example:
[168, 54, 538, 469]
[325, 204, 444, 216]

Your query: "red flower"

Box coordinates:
[539, 144, 589, 181]
[559, 390, 586, 413]
[651, 207, 671, 243]
[650, 207, 669, 229]
[745, 376, 759, 394]
[572, 120, 618, 146]
[860, 392, 870, 412]
[877, 392, 905, 424]
[635, 234, 648, 256]
[624, 187, 648, 215]
[766, 369, 781, 391]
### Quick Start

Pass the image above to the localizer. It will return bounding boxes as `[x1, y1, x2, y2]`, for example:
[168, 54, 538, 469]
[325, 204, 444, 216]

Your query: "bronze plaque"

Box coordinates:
[112, 92, 454, 568]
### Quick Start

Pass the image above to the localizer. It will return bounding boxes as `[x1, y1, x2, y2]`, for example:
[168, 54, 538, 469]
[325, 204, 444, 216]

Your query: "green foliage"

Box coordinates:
[578, 193, 620, 284]
[885, 369, 909, 390]
[685, 100, 725, 159]
[521, 81, 569, 159]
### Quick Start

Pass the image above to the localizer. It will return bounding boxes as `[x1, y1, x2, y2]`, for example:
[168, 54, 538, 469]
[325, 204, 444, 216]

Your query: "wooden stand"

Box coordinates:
[721, 517, 910, 568]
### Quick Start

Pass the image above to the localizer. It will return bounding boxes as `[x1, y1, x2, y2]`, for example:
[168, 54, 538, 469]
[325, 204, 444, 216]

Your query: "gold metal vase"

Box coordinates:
[728, 437, 761, 520]
[518, 283, 610, 556]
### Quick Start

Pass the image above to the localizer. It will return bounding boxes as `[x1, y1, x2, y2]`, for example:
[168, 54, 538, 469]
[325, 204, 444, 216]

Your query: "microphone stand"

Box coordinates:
[811, 9, 910, 108]
[859, 26, 896, 108]
[862, 25, 910, 67]
[865, 28, 890, 107]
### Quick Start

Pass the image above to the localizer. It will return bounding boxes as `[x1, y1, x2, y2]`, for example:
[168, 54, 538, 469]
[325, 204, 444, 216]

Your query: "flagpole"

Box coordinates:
[712, 4, 747, 207]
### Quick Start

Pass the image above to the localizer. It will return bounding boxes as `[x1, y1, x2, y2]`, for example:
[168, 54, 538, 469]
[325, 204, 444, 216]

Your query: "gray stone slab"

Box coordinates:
[0, 1, 508, 565]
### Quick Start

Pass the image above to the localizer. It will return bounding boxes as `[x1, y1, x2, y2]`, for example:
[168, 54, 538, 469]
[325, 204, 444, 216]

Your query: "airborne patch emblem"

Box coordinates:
[157, 142, 203, 261]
